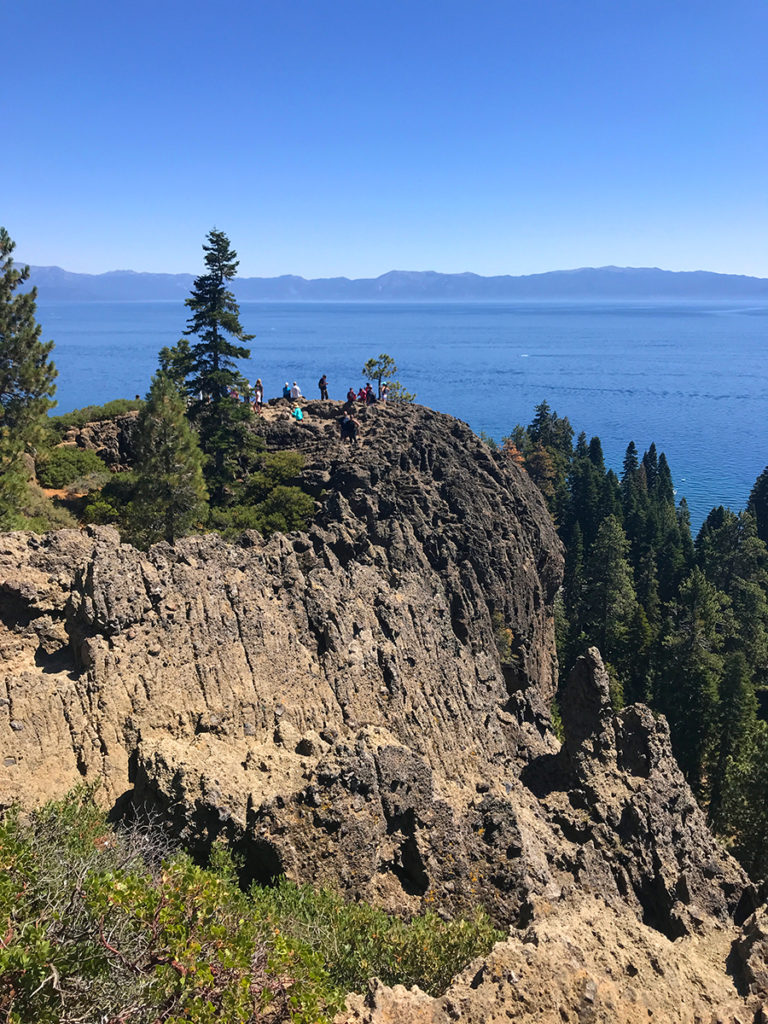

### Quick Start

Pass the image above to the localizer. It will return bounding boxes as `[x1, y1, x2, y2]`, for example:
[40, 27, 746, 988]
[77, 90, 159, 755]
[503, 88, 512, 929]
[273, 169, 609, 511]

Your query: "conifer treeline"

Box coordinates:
[508, 402, 768, 876]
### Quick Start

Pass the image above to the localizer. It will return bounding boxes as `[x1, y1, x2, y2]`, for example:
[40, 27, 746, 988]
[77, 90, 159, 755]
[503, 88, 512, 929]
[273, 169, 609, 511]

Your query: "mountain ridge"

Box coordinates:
[23, 263, 768, 301]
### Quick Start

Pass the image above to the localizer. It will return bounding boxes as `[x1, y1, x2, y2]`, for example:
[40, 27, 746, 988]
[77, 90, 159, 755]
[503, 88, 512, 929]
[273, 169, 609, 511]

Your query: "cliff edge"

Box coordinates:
[1, 401, 765, 1021]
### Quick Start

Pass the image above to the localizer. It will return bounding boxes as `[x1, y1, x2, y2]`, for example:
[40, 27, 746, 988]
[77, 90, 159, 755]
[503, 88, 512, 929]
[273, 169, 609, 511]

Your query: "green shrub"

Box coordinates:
[46, 399, 142, 439]
[0, 792, 502, 1024]
[246, 451, 306, 503]
[2, 484, 78, 532]
[37, 448, 107, 489]
[211, 485, 315, 538]
[250, 877, 502, 997]
[82, 472, 137, 526]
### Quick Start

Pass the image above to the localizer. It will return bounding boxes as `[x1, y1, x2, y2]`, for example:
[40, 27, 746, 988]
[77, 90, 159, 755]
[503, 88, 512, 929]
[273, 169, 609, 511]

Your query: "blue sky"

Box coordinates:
[3, 0, 767, 277]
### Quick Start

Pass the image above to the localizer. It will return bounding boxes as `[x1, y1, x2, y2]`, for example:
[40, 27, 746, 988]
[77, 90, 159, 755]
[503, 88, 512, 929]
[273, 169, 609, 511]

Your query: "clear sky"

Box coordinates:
[3, 0, 767, 278]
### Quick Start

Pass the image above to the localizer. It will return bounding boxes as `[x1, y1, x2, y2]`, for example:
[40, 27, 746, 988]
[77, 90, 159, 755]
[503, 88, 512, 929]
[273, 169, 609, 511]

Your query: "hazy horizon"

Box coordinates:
[21, 262, 768, 283]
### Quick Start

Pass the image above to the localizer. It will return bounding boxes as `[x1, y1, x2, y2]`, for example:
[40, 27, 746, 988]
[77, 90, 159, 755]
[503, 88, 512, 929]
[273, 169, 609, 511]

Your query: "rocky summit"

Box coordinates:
[1, 400, 766, 1022]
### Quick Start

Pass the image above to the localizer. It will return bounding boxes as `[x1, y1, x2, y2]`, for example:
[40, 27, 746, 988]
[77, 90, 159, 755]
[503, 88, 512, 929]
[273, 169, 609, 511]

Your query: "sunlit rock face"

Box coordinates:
[2, 401, 762, 1023]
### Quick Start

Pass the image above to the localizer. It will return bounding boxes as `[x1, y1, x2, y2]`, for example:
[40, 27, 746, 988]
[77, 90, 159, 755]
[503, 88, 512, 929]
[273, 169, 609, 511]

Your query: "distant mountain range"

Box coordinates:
[24, 264, 768, 302]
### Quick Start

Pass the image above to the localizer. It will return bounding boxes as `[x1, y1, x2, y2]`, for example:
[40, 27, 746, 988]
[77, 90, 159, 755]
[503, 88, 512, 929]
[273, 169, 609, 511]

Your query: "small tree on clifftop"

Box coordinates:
[362, 353, 415, 402]
[129, 372, 208, 545]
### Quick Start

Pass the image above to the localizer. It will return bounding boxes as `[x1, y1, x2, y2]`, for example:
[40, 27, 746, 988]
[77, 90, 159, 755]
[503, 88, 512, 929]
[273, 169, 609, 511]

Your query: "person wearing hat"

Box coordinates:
[282, 382, 291, 399]
[290, 381, 302, 400]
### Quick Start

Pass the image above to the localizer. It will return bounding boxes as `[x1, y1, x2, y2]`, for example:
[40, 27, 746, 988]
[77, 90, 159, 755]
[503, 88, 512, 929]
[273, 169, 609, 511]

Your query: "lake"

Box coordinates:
[36, 299, 768, 531]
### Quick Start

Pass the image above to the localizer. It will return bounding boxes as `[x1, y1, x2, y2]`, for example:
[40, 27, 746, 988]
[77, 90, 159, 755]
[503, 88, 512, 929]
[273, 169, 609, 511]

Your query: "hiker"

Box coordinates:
[282, 382, 291, 399]
[340, 411, 359, 445]
[346, 387, 357, 404]
[291, 381, 302, 400]
[381, 383, 389, 403]
[318, 374, 329, 400]
[253, 378, 264, 412]
[357, 387, 366, 402]
[292, 404, 304, 422]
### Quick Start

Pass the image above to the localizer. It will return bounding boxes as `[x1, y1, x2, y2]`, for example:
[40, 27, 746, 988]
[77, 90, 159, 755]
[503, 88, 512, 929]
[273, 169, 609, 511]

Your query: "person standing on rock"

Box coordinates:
[282, 382, 291, 400]
[340, 411, 359, 444]
[291, 381, 302, 400]
[318, 374, 329, 400]
[381, 383, 389, 403]
[253, 378, 263, 413]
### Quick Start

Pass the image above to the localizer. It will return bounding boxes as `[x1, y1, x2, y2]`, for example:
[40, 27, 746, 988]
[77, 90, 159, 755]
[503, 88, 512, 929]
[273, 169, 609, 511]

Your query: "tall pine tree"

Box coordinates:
[658, 568, 726, 794]
[583, 514, 640, 703]
[182, 229, 257, 504]
[0, 228, 57, 526]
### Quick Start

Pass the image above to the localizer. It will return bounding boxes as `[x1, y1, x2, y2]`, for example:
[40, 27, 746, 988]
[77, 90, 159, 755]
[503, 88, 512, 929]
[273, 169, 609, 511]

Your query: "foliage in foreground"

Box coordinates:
[0, 791, 501, 1024]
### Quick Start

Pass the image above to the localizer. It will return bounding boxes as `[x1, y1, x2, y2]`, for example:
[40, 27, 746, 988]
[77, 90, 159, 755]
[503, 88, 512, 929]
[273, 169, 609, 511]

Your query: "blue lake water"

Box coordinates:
[36, 300, 768, 531]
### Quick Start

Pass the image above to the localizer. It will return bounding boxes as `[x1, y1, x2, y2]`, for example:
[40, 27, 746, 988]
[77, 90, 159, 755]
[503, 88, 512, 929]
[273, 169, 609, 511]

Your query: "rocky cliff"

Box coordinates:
[1, 401, 765, 1021]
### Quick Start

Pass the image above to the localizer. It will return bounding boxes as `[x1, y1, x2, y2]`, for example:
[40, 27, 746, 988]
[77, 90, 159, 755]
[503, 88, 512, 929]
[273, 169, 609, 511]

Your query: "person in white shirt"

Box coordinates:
[290, 381, 302, 400]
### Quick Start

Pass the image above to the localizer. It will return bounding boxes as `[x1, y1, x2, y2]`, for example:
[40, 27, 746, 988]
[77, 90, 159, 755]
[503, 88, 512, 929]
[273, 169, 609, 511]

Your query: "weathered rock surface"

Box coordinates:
[1, 401, 765, 1021]
[340, 894, 760, 1024]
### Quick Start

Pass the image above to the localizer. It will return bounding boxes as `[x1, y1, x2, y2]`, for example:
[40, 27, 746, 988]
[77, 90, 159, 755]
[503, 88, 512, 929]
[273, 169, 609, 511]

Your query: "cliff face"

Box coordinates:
[1, 402, 764, 1021]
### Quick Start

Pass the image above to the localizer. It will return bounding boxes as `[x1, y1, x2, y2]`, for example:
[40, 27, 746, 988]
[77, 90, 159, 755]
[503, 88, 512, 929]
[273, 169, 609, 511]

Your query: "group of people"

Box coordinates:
[227, 379, 264, 414]
[224, 373, 390, 439]
[345, 381, 389, 406]
[230, 374, 388, 410]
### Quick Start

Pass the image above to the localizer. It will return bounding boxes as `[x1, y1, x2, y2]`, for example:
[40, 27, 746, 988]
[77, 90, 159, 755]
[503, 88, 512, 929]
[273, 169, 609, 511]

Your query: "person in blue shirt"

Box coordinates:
[292, 404, 304, 422]
[282, 382, 291, 399]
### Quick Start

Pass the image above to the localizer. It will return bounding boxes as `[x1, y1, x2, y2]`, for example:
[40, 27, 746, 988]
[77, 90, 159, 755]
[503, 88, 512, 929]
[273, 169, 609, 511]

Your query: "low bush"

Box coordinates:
[209, 485, 315, 538]
[250, 878, 502, 997]
[1, 484, 78, 532]
[0, 791, 502, 1023]
[46, 398, 142, 439]
[82, 472, 137, 526]
[37, 448, 107, 489]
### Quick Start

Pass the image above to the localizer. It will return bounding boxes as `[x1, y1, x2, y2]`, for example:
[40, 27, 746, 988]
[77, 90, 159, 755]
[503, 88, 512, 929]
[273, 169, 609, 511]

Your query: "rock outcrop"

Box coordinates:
[1, 401, 765, 1021]
[342, 894, 763, 1024]
[59, 409, 139, 469]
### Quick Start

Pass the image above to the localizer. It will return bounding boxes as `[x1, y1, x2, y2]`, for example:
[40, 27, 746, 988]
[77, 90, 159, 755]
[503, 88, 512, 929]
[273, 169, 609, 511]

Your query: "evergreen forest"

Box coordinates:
[506, 402, 768, 877]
